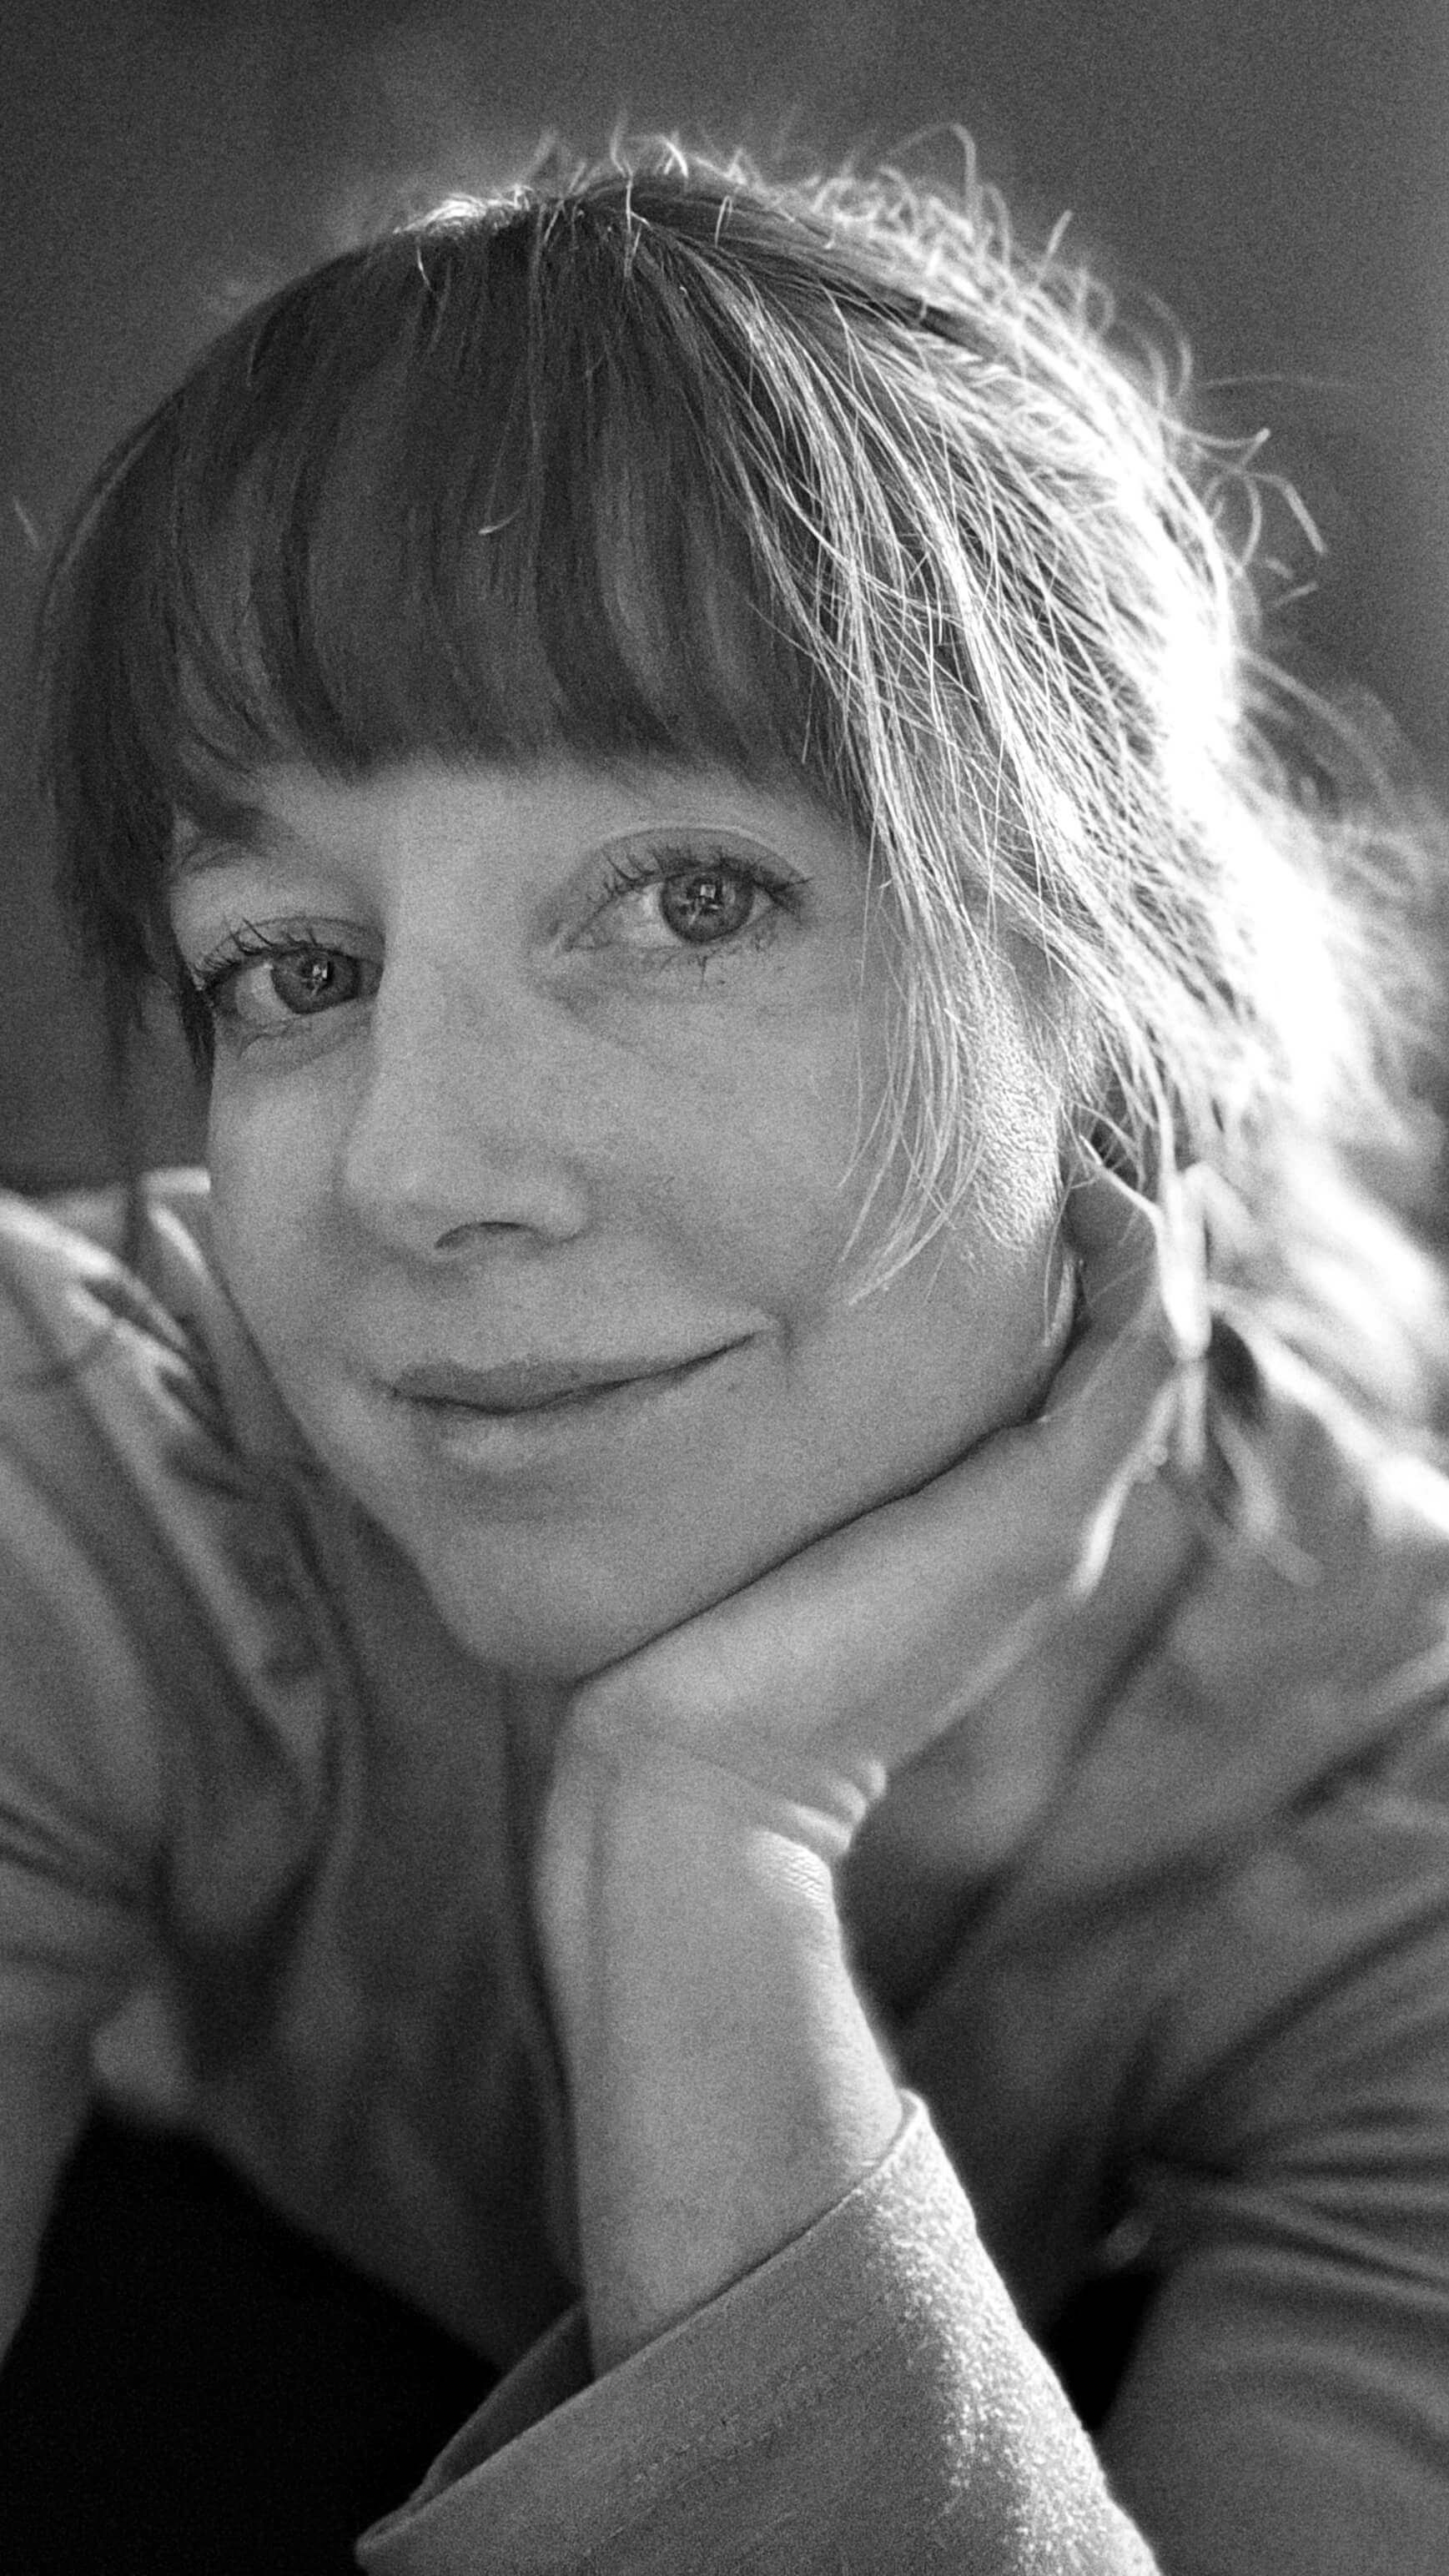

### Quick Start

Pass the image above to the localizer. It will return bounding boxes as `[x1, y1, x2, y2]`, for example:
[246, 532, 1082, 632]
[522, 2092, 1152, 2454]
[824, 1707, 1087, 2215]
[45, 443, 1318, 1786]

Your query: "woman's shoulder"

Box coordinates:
[0, 1170, 338, 1859]
[0, 1166, 309, 1474]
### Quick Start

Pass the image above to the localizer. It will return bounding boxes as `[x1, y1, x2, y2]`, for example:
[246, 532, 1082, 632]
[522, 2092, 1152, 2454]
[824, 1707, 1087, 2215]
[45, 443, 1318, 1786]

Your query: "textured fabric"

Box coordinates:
[3, 1170, 1449, 2571]
[360, 2102, 1159, 2574]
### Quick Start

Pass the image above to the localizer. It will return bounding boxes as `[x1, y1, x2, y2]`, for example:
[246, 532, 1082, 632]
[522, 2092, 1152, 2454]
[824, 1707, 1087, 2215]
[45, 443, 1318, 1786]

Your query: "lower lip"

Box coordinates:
[389, 1347, 736, 1474]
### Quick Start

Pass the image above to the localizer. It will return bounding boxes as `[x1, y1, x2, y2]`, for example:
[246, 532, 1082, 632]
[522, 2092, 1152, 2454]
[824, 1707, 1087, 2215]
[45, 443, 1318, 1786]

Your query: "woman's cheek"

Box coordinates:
[207, 1099, 331, 1357]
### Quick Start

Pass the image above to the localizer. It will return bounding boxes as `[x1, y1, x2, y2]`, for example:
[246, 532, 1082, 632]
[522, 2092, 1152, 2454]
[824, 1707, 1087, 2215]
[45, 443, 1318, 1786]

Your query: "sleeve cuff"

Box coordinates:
[357, 2096, 1157, 2574]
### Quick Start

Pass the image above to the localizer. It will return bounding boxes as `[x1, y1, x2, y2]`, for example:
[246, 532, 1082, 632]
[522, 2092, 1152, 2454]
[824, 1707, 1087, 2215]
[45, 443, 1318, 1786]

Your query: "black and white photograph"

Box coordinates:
[1, 6, 1447, 2569]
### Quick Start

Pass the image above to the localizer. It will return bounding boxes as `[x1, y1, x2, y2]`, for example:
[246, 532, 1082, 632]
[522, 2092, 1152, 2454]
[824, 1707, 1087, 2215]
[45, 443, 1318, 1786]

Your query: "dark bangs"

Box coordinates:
[38, 177, 856, 1074]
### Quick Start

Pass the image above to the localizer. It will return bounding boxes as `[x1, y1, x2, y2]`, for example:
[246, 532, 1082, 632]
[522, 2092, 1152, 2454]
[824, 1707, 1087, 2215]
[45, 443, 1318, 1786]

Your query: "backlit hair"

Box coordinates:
[33, 136, 1449, 1431]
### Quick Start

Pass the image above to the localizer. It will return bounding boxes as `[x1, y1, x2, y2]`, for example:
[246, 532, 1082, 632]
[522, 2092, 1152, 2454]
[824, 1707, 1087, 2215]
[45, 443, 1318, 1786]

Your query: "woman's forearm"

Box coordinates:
[535, 1733, 902, 2375]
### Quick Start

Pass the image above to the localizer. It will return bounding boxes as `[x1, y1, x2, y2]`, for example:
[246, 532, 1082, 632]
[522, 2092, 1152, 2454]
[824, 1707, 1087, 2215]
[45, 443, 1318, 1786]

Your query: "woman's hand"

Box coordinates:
[535, 1159, 1215, 2369]
[557, 1159, 1213, 1863]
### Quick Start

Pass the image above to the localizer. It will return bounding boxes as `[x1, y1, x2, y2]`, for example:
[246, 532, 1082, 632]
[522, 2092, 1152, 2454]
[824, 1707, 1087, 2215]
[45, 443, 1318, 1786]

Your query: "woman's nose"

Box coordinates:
[335, 970, 594, 1257]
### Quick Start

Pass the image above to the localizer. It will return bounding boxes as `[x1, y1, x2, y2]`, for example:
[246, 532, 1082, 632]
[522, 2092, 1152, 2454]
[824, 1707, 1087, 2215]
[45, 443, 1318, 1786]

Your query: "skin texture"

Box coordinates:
[170, 753, 1078, 1694]
[168, 748, 1196, 2369]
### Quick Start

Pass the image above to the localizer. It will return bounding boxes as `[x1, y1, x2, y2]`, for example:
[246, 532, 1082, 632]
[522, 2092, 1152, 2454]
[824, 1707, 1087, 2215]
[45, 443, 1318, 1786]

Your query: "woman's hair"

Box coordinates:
[32, 134, 1449, 1433]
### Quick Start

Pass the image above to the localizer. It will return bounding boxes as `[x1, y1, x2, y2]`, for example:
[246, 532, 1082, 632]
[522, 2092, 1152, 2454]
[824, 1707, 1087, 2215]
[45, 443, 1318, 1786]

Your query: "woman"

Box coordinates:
[3, 139, 1448, 2571]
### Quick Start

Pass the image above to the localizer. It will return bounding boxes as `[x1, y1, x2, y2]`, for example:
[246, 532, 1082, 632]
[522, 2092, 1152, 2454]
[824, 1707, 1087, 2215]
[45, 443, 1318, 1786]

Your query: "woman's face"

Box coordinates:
[169, 754, 1074, 1680]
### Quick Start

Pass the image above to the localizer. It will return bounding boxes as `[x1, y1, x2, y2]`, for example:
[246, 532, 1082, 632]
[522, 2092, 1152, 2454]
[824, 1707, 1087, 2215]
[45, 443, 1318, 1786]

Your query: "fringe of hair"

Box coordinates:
[30, 133, 1449, 1434]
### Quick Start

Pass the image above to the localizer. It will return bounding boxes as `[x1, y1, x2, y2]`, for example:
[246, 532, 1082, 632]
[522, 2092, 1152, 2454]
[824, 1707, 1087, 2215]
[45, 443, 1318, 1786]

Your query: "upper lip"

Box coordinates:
[391, 1349, 732, 1414]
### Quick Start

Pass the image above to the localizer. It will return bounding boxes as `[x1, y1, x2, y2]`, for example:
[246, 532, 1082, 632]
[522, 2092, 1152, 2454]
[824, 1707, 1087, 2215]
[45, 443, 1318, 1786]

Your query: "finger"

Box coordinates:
[1061, 1161, 1159, 1331]
[1062, 1155, 1211, 1361]
[616, 1304, 1200, 1779]
[589, 1160, 1214, 1792]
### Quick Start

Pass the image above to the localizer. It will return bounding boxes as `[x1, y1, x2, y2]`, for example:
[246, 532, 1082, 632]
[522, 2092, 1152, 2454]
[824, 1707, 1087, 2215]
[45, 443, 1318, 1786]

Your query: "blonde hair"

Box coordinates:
[35, 135, 1449, 1429]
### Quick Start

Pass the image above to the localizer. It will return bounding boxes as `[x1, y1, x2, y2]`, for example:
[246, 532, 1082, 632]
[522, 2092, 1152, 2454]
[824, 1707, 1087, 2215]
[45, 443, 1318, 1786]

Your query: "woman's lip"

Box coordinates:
[392, 1346, 737, 1414]
[389, 1342, 738, 1472]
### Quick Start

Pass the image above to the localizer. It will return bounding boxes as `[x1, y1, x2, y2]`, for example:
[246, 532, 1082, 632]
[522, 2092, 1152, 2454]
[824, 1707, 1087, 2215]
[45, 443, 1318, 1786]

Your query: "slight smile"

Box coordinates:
[385, 1343, 746, 1472]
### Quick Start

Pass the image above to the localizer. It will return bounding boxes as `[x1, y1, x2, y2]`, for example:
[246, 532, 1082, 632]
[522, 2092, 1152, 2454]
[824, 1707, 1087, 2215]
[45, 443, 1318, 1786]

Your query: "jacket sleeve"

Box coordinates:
[0, 1230, 168, 2361]
[356, 2096, 1160, 2574]
[1096, 1708, 1449, 2576]
[0, 1177, 304, 2369]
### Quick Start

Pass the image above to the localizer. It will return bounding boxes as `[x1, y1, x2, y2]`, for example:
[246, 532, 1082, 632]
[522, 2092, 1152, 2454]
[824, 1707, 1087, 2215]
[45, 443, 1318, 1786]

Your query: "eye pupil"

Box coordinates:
[275, 950, 348, 1012]
[660, 868, 753, 943]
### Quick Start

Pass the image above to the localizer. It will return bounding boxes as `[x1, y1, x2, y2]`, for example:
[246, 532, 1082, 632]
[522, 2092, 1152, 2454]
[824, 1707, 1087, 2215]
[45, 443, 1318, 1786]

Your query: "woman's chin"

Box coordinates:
[407, 1543, 713, 1688]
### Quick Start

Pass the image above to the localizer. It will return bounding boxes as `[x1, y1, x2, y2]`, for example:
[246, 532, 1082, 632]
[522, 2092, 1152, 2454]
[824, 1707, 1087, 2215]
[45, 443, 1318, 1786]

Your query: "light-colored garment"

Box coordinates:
[2, 1170, 1448, 2571]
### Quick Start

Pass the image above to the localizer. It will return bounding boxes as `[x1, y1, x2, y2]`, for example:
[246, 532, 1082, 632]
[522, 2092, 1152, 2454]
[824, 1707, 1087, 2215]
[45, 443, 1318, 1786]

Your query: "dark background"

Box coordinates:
[3, 0, 1446, 1190]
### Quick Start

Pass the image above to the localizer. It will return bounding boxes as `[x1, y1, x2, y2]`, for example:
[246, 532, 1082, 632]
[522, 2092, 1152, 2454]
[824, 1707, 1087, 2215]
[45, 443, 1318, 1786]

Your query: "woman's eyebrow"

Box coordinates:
[165, 801, 299, 893]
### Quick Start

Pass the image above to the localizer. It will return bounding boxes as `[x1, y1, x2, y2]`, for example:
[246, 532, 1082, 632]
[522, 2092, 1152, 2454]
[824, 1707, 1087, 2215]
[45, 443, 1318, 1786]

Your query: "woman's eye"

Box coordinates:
[597, 852, 799, 953]
[192, 935, 380, 1034]
[188, 846, 804, 1039]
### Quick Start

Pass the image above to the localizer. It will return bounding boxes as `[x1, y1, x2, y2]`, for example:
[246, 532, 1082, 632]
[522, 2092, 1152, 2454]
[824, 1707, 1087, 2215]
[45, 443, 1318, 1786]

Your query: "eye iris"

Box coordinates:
[272, 950, 350, 1013]
[659, 868, 754, 944]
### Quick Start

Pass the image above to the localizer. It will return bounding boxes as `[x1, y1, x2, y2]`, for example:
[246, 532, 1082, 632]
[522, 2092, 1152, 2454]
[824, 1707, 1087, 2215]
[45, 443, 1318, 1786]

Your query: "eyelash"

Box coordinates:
[188, 919, 365, 1028]
[186, 841, 808, 1034]
[592, 843, 805, 946]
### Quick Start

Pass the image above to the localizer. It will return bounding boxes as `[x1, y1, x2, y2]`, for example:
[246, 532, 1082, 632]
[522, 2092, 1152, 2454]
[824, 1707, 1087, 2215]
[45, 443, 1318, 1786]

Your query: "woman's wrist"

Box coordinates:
[535, 1727, 903, 2371]
[535, 1719, 852, 2051]
[546, 1671, 881, 1887]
